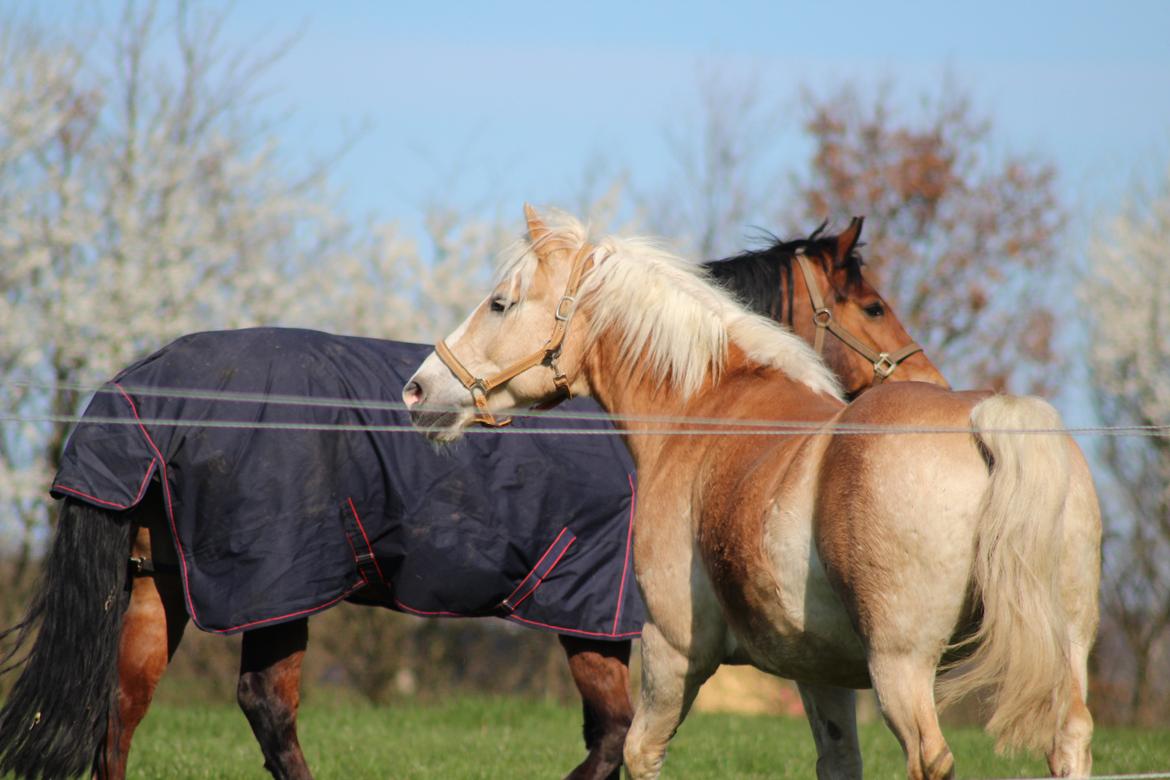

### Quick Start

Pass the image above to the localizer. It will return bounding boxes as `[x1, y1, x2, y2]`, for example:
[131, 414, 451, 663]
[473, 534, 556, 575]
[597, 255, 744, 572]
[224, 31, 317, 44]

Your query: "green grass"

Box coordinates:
[120, 695, 1170, 779]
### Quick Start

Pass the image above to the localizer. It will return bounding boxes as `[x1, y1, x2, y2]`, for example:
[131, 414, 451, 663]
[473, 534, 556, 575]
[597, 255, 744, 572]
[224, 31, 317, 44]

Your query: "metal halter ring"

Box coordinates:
[873, 354, 897, 378]
[813, 308, 833, 326]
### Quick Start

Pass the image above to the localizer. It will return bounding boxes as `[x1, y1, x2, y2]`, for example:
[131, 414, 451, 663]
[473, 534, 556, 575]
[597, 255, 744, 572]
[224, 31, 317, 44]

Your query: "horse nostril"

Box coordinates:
[403, 380, 424, 407]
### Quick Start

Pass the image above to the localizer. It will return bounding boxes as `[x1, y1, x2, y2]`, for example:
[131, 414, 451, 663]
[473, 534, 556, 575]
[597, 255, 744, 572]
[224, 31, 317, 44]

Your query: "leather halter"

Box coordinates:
[434, 244, 596, 427]
[794, 252, 923, 383]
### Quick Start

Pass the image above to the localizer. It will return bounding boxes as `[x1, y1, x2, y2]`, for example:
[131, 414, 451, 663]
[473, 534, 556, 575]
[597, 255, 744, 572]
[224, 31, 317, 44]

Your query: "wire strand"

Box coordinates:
[2, 413, 1169, 438]
[3, 380, 1168, 437]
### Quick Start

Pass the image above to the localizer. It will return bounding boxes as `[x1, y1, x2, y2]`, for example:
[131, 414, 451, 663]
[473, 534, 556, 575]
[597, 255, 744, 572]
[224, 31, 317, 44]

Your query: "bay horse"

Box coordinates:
[404, 206, 1101, 779]
[0, 219, 941, 780]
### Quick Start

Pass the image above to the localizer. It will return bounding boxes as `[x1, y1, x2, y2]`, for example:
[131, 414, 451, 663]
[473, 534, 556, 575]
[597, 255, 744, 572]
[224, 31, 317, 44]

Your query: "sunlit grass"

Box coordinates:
[118, 695, 1170, 779]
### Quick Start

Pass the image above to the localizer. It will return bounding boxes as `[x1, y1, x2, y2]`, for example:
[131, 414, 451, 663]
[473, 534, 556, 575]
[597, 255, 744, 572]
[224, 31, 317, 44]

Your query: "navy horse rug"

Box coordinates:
[52, 328, 643, 639]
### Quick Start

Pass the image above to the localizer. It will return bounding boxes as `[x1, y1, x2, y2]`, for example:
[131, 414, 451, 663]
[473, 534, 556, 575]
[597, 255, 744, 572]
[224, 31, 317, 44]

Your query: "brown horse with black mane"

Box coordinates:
[406, 206, 1100, 780]
[706, 217, 945, 397]
[0, 217, 943, 780]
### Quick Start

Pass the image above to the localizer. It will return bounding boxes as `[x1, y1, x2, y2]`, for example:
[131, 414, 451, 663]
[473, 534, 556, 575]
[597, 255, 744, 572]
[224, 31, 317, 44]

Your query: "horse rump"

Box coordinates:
[0, 499, 134, 779]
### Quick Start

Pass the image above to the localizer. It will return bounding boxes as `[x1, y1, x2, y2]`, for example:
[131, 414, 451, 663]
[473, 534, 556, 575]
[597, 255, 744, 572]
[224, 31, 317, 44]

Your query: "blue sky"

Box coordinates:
[167, 0, 1166, 429]
[191, 0, 1170, 231]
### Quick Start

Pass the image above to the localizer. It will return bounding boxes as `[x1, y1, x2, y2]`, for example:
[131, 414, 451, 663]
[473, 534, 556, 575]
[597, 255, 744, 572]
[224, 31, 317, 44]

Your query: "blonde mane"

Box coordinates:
[498, 212, 842, 400]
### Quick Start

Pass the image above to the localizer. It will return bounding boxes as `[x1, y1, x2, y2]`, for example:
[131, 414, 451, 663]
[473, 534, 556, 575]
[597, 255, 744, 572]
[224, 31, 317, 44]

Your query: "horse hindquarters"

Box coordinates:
[0, 499, 134, 779]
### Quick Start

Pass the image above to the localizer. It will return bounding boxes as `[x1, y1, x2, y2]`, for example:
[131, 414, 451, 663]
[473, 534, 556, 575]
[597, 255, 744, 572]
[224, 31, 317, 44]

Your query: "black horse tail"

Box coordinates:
[0, 498, 134, 779]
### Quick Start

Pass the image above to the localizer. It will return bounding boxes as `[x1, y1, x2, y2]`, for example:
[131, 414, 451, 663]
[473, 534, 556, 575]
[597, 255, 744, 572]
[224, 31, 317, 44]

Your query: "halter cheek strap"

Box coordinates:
[794, 252, 924, 383]
[434, 244, 596, 427]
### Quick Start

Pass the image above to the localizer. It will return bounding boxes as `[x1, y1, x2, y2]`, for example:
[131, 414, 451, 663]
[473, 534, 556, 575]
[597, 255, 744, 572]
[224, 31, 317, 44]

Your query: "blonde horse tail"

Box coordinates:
[937, 394, 1074, 754]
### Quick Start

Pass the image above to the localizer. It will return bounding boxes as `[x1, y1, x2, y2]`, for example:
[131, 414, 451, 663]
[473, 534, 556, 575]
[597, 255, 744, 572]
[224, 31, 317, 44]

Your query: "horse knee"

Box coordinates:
[237, 669, 295, 727]
[236, 671, 267, 719]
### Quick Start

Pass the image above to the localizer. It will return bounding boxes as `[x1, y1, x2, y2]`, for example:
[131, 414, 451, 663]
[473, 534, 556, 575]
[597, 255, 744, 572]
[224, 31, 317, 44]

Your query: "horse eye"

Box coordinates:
[863, 302, 885, 319]
[490, 297, 508, 313]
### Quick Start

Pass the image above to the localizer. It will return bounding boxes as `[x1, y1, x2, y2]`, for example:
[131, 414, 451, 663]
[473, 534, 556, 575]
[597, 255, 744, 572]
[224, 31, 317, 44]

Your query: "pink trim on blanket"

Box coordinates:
[611, 473, 636, 634]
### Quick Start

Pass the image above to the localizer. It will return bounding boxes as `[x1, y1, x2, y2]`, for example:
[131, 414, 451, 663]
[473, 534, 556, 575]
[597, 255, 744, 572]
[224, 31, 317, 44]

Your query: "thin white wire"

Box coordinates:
[3, 380, 1169, 437]
[2, 412, 1169, 439]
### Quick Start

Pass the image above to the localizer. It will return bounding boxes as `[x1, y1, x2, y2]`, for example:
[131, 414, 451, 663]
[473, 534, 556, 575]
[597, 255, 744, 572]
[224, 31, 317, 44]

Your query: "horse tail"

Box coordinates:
[0, 498, 133, 779]
[937, 394, 1074, 754]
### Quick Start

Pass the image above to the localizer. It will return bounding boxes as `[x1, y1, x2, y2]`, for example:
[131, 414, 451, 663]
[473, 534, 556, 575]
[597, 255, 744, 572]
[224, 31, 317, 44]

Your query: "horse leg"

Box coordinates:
[237, 619, 313, 780]
[558, 635, 632, 780]
[797, 682, 862, 780]
[868, 654, 953, 780]
[622, 623, 717, 780]
[1046, 650, 1093, 777]
[99, 521, 189, 780]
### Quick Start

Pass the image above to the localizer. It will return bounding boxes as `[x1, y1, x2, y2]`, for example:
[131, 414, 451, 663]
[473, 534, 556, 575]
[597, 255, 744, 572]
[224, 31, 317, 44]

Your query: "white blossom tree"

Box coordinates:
[0, 3, 494, 581]
[1083, 166, 1170, 722]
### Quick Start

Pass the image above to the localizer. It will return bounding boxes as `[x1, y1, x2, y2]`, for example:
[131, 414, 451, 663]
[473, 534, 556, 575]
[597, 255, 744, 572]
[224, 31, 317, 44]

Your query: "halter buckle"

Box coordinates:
[555, 295, 577, 322]
[873, 353, 897, 378]
[813, 308, 833, 326]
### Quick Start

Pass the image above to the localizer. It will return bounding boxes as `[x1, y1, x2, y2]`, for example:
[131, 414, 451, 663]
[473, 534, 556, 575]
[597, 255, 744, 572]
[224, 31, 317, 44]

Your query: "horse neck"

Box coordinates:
[582, 331, 839, 471]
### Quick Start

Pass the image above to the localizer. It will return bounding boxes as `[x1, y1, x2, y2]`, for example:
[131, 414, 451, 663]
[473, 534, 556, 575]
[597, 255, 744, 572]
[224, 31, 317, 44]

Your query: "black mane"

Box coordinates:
[703, 223, 864, 325]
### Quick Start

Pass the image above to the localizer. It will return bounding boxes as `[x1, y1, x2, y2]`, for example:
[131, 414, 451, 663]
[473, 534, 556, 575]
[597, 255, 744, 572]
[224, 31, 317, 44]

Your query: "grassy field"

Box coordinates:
[118, 695, 1170, 779]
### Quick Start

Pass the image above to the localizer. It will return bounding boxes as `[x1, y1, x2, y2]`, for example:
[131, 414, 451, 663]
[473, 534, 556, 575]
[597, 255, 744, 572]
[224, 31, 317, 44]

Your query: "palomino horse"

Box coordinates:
[405, 206, 1101, 779]
[0, 221, 941, 780]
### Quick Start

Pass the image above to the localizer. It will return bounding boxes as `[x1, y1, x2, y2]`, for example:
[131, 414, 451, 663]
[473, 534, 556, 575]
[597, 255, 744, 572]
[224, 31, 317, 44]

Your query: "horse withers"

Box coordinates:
[405, 205, 1101, 780]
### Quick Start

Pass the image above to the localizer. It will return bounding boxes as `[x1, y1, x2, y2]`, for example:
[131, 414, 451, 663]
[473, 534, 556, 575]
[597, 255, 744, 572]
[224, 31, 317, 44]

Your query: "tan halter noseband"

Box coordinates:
[794, 251, 923, 383]
[434, 244, 596, 427]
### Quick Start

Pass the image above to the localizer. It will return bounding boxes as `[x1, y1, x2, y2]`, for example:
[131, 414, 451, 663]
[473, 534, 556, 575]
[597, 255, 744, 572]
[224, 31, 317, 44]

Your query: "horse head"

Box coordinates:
[404, 205, 599, 441]
[707, 218, 948, 399]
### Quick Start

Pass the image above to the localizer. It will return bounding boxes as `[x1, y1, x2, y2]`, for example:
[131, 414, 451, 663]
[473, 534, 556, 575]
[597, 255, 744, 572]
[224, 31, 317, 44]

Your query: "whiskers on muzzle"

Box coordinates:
[408, 406, 469, 443]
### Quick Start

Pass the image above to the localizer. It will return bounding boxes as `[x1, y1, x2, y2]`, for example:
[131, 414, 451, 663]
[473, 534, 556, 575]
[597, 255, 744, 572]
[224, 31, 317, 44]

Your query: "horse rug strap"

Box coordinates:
[127, 556, 180, 578]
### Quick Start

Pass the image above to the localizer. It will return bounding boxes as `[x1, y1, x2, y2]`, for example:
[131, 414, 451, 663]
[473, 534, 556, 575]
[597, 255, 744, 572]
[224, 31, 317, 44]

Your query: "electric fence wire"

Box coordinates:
[2, 380, 1169, 438]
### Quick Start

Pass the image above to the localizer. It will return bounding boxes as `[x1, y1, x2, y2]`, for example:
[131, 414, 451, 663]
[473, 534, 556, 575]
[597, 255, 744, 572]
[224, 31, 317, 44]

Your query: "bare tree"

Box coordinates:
[632, 75, 1064, 394]
[1083, 168, 1170, 723]
[793, 81, 1066, 394]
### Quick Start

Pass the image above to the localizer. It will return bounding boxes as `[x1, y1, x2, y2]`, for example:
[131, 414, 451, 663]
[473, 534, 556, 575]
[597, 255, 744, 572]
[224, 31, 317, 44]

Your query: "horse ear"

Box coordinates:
[834, 216, 864, 265]
[524, 203, 552, 258]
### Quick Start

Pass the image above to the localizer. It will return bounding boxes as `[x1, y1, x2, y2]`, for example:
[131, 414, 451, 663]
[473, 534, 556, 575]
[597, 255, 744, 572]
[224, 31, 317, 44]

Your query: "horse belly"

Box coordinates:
[729, 503, 871, 687]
